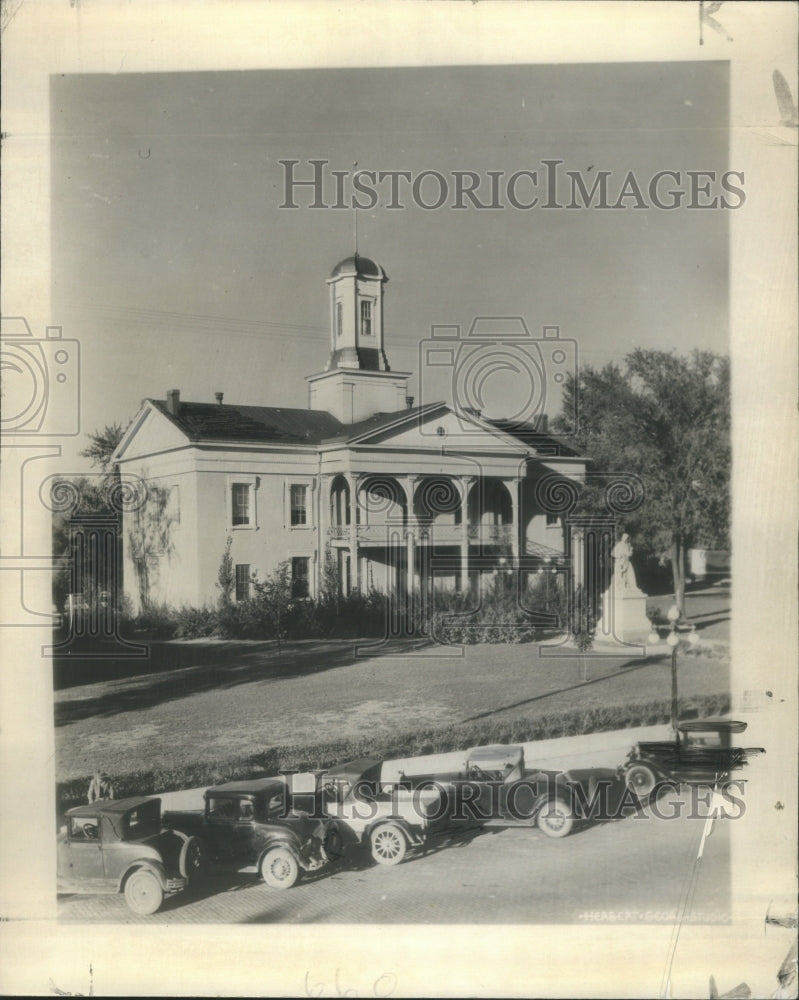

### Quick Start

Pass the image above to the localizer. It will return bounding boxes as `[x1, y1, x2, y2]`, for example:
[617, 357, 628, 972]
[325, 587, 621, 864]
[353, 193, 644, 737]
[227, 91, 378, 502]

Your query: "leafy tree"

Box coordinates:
[251, 561, 293, 648]
[216, 535, 235, 607]
[52, 423, 126, 614]
[554, 349, 730, 616]
[79, 422, 125, 474]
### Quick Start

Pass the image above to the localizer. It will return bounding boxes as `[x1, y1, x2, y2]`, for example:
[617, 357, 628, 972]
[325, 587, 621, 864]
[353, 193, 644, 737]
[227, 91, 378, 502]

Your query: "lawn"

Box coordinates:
[54, 587, 730, 785]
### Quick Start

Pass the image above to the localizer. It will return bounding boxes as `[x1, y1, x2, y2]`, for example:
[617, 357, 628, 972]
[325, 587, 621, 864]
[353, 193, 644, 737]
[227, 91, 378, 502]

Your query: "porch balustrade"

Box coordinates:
[327, 522, 513, 545]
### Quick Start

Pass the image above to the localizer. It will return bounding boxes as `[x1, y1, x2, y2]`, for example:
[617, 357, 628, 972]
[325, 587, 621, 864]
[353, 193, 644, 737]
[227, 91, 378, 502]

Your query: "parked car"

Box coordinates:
[297, 758, 437, 866]
[623, 719, 766, 802]
[57, 796, 205, 915]
[162, 777, 336, 889]
[393, 744, 623, 838]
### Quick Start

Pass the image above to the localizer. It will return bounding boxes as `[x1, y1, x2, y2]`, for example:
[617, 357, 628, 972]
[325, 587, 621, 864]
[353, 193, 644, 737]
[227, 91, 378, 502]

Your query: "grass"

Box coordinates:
[53, 588, 731, 811]
[54, 638, 729, 779]
[56, 691, 731, 814]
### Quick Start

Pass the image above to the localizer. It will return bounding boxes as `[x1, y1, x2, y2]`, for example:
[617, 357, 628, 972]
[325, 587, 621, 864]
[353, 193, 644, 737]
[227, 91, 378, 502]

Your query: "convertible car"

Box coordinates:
[623, 719, 766, 802]
[391, 744, 624, 838]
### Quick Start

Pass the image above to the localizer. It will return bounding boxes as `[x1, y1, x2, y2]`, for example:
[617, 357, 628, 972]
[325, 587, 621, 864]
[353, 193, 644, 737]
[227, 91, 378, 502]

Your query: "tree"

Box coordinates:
[216, 535, 235, 607]
[554, 349, 730, 616]
[79, 422, 125, 474]
[52, 424, 127, 614]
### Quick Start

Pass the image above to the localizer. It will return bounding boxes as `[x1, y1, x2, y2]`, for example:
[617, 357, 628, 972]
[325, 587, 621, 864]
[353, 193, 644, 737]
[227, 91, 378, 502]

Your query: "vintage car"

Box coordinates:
[296, 758, 438, 866]
[623, 719, 766, 802]
[57, 796, 205, 915]
[391, 744, 623, 838]
[162, 776, 335, 889]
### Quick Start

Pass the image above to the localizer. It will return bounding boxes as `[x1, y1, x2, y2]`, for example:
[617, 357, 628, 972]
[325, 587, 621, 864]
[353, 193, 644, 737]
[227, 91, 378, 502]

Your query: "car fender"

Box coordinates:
[256, 834, 303, 871]
[528, 789, 572, 819]
[365, 817, 423, 847]
[118, 859, 169, 893]
[625, 756, 672, 783]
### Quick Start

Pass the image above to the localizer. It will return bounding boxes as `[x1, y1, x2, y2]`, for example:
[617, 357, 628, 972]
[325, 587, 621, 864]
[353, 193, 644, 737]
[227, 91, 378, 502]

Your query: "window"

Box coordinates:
[546, 513, 559, 527]
[69, 816, 99, 840]
[235, 564, 250, 602]
[360, 299, 372, 337]
[231, 483, 250, 526]
[291, 556, 310, 599]
[290, 484, 308, 526]
[336, 301, 343, 338]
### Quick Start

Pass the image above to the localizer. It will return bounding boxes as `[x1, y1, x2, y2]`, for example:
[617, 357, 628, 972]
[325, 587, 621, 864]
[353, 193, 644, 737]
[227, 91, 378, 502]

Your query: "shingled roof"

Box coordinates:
[323, 402, 446, 443]
[486, 417, 585, 459]
[149, 399, 345, 444]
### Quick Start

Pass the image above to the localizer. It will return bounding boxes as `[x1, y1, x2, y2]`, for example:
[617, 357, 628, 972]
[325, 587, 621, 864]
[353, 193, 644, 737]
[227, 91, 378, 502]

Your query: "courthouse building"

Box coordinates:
[113, 255, 586, 610]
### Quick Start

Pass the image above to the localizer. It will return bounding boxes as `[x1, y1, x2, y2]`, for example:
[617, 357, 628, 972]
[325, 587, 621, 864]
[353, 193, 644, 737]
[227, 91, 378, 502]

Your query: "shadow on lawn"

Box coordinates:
[458, 654, 667, 724]
[53, 637, 431, 727]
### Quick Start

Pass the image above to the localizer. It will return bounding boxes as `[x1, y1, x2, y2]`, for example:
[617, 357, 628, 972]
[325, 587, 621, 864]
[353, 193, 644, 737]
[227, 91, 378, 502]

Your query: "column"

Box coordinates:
[400, 476, 418, 597]
[406, 526, 415, 597]
[458, 476, 474, 592]
[504, 478, 521, 564]
[347, 473, 360, 592]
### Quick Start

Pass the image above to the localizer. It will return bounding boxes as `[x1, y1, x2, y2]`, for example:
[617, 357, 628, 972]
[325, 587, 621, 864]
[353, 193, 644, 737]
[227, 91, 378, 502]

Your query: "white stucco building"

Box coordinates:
[113, 255, 586, 611]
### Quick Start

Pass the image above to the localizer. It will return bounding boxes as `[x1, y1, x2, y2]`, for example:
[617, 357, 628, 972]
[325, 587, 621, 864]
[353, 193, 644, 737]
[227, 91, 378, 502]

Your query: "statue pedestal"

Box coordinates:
[596, 581, 650, 642]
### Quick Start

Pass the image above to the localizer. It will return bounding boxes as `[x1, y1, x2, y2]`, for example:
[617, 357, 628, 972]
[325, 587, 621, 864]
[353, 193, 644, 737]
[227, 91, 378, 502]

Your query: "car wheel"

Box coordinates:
[370, 824, 408, 866]
[536, 799, 574, 839]
[323, 825, 345, 864]
[625, 763, 658, 803]
[124, 869, 164, 915]
[180, 836, 207, 881]
[260, 847, 300, 890]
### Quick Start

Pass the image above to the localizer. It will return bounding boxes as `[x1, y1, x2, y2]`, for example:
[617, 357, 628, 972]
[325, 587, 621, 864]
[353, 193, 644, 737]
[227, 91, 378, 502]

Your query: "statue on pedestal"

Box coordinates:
[595, 531, 649, 641]
[612, 533, 638, 591]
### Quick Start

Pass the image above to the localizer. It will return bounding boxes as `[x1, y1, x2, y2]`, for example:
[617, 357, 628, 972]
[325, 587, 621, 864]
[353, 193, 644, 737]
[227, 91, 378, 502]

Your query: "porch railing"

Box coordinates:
[327, 523, 514, 545]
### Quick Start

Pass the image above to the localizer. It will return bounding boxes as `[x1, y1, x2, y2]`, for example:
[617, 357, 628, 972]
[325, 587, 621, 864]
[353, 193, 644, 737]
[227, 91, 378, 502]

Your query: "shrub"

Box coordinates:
[56, 692, 731, 815]
[173, 604, 218, 639]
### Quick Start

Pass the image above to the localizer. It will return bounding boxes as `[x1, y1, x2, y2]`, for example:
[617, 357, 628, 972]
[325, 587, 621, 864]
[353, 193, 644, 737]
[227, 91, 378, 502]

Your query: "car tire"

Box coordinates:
[369, 824, 408, 866]
[179, 836, 207, 881]
[124, 869, 164, 915]
[625, 763, 658, 803]
[260, 847, 300, 890]
[536, 799, 575, 839]
[322, 825, 345, 864]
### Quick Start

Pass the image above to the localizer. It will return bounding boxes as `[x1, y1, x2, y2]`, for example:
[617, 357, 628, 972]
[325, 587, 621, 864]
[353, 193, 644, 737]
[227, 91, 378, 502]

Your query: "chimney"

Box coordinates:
[166, 389, 180, 416]
[215, 392, 224, 405]
[539, 413, 548, 432]
[405, 395, 415, 410]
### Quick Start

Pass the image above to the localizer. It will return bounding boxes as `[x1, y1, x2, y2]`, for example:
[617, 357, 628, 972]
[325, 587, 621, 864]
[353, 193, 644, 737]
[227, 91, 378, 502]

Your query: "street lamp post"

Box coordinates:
[648, 600, 700, 733]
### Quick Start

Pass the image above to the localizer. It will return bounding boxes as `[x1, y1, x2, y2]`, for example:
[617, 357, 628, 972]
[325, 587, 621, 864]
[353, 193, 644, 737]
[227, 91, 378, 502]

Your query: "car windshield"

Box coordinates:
[683, 730, 723, 748]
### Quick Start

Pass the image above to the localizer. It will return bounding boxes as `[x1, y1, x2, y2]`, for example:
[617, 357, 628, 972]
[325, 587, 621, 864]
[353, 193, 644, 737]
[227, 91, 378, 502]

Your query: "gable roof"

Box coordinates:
[485, 417, 585, 459]
[149, 399, 345, 445]
[325, 402, 450, 445]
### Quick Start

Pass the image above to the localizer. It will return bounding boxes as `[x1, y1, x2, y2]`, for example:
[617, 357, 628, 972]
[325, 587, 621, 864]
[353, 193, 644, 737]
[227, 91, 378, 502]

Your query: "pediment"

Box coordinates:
[114, 404, 190, 462]
[351, 406, 530, 455]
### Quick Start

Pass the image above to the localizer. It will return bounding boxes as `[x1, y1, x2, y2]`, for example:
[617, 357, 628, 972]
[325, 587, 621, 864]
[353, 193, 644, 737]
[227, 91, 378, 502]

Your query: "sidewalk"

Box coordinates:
[158, 723, 674, 811]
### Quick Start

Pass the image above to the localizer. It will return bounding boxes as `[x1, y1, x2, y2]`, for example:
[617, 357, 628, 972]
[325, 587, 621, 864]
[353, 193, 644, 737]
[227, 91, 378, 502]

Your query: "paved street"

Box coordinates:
[58, 788, 730, 925]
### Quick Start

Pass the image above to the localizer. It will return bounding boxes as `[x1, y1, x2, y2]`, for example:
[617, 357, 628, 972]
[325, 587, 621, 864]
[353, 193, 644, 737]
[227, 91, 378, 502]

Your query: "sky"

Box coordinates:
[51, 61, 729, 466]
